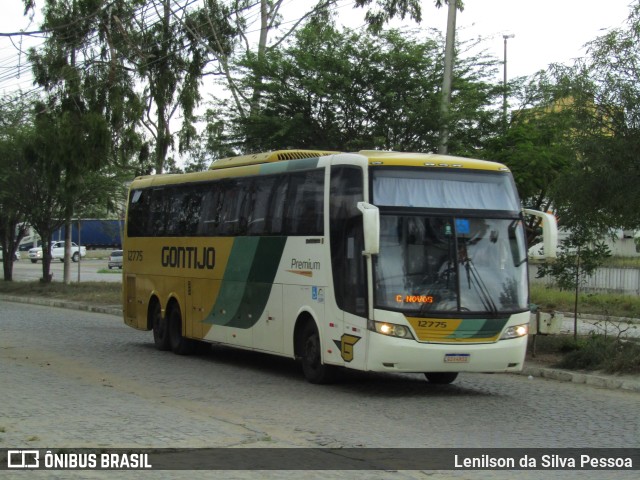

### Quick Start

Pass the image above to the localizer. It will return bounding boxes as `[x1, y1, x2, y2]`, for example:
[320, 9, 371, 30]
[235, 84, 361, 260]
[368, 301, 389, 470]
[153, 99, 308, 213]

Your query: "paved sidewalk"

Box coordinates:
[2, 294, 639, 393]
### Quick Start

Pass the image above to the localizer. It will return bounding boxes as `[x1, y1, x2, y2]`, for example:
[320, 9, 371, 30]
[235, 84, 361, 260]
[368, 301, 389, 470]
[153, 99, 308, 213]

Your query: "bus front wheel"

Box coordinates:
[152, 302, 171, 351]
[300, 322, 334, 384]
[424, 372, 458, 384]
[168, 304, 195, 355]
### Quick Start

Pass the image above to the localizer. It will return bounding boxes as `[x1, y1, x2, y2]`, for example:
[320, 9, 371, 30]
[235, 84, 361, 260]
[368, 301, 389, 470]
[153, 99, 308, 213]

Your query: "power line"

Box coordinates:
[0, 0, 360, 109]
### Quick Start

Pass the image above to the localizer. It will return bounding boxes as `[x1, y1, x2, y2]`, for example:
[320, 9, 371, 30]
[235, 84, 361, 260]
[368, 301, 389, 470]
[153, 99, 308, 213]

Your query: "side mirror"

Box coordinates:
[523, 209, 558, 259]
[357, 202, 380, 256]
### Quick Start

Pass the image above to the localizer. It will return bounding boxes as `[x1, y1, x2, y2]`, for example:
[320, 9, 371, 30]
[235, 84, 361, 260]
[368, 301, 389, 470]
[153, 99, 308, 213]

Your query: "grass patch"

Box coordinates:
[0, 281, 121, 305]
[529, 334, 640, 374]
[97, 268, 123, 274]
[601, 256, 640, 268]
[530, 284, 640, 318]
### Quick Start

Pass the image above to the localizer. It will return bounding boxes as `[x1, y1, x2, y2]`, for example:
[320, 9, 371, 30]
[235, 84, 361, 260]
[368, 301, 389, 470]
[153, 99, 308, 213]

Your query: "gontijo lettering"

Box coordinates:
[161, 246, 215, 269]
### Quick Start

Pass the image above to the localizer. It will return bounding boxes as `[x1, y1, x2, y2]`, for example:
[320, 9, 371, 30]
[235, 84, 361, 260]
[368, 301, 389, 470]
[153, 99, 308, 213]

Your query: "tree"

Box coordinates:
[536, 223, 611, 340]
[18, 108, 69, 282]
[26, 0, 117, 282]
[0, 96, 34, 281]
[555, 1, 640, 230]
[482, 68, 580, 245]
[210, 24, 501, 155]
[111, 0, 236, 173]
[208, 0, 435, 155]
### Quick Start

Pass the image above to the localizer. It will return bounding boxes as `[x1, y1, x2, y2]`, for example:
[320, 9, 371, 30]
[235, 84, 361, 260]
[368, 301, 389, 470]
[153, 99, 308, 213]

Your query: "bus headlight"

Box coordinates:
[500, 323, 529, 340]
[368, 320, 414, 339]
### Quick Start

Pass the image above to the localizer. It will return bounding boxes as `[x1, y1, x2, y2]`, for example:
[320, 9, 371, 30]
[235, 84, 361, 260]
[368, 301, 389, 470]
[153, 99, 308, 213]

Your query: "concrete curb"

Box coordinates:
[520, 364, 640, 393]
[0, 294, 122, 317]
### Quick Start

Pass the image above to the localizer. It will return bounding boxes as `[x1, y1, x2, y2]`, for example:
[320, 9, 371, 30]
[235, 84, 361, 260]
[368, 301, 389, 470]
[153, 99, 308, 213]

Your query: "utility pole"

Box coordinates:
[438, 0, 457, 155]
[503, 34, 515, 126]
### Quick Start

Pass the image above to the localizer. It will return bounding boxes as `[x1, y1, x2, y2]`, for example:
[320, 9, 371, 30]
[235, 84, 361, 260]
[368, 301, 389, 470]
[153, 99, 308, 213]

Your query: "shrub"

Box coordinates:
[559, 334, 640, 374]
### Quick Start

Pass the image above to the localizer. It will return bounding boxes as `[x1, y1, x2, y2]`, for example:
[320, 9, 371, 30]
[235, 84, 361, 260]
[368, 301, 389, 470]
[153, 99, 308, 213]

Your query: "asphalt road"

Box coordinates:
[1, 300, 638, 479]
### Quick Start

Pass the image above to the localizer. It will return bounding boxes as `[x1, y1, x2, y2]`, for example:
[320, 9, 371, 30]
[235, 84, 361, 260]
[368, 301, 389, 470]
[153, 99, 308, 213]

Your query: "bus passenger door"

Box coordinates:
[329, 166, 368, 370]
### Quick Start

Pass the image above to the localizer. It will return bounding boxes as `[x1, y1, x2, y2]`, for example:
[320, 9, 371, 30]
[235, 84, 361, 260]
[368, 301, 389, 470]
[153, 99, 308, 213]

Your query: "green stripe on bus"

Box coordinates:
[259, 157, 320, 175]
[445, 318, 508, 339]
[205, 237, 287, 328]
[226, 237, 287, 328]
[204, 237, 259, 326]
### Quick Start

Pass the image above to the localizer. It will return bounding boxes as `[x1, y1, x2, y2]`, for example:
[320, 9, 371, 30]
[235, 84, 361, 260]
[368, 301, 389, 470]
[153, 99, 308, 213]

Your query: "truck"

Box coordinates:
[29, 241, 87, 263]
[52, 219, 123, 250]
[19, 220, 123, 251]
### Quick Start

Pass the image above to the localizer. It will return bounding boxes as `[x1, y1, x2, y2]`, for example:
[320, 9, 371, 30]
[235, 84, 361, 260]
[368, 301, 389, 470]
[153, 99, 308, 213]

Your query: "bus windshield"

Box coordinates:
[374, 215, 528, 315]
[371, 168, 527, 316]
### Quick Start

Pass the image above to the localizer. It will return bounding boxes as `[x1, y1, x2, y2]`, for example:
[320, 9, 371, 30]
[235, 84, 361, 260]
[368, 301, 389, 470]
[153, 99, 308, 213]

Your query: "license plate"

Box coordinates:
[444, 353, 470, 363]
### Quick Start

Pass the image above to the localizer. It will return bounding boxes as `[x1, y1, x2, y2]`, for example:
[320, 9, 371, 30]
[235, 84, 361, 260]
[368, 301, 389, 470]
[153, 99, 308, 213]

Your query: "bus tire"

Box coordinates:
[151, 301, 171, 351]
[424, 372, 458, 384]
[168, 303, 195, 355]
[300, 322, 334, 384]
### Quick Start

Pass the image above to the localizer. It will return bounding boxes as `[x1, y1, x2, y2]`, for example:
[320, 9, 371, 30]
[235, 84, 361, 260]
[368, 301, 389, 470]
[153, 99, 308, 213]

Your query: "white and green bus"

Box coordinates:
[123, 150, 557, 384]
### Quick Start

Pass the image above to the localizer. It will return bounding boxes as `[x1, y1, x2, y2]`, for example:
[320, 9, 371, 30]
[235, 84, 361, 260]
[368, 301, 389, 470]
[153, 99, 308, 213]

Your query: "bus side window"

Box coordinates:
[267, 177, 288, 235]
[199, 185, 222, 236]
[149, 188, 168, 237]
[167, 186, 203, 236]
[127, 189, 150, 237]
[218, 179, 250, 236]
[285, 170, 324, 236]
[247, 176, 276, 235]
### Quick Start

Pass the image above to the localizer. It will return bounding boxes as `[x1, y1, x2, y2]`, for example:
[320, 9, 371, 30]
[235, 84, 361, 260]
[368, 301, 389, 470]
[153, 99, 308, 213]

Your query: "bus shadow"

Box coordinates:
[137, 341, 494, 397]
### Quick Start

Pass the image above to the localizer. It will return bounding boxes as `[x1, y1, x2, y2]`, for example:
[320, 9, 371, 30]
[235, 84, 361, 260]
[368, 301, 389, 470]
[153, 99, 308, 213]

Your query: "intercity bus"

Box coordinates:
[123, 150, 557, 384]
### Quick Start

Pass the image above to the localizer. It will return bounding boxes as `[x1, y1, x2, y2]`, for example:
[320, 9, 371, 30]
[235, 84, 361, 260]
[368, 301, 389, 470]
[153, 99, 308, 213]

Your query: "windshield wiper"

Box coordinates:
[463, 258, 499, 316]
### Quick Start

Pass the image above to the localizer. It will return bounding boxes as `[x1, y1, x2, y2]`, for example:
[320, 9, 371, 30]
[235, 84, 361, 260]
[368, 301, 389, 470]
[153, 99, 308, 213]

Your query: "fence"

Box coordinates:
[529, 265, 640, 295]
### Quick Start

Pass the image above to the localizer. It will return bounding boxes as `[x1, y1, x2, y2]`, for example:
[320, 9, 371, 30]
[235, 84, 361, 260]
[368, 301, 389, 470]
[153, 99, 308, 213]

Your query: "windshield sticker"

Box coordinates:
[456, 218, 470, 235]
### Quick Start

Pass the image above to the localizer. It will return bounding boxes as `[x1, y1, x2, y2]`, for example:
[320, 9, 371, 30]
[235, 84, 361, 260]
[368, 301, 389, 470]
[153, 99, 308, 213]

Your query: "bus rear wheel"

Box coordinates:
[300, 322, 334, 384]
[424, 372, 458, 384]
[168, 304, 195, 355]
[152, 302, 171, 351]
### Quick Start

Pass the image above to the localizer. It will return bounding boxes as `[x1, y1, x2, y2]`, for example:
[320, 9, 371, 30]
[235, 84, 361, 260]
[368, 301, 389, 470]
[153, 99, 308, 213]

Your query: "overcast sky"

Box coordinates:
[0, 0, 634, 95]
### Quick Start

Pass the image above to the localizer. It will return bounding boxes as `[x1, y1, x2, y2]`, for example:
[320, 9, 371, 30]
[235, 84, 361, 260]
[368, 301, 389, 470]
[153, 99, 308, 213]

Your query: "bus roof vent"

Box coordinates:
[209, 150, 338, 170]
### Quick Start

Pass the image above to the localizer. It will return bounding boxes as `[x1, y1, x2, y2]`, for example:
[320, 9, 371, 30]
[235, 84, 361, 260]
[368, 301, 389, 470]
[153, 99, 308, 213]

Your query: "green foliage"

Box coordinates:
[354, 0, 423, 32]
[558, 334, 640, 374]
[536, 225, 611, 338]
[0, 97, 34, 281]
[216, 23, 501, 154]
[551, 2, 640, 230]
[536, 230, 611, 292]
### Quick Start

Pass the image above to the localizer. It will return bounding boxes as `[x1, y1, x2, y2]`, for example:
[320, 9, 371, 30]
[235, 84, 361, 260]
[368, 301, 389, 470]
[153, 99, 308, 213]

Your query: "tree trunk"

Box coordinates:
[2, 258, 13, 282]
[63, 215, 72, 285]
[41, 234, 53, 283]
[573, 248, 581, 341]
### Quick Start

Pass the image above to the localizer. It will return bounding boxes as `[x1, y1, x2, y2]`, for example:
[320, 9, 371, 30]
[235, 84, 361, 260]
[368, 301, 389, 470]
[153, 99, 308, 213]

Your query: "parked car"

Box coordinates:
[29, 241, 87, 263]
[108, 250, 123, 269]
[0, 247, 20, 261]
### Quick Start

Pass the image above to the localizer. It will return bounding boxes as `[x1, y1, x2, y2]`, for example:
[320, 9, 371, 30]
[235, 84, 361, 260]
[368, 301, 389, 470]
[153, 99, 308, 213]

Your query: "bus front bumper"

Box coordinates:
[366, 333, 527, 373]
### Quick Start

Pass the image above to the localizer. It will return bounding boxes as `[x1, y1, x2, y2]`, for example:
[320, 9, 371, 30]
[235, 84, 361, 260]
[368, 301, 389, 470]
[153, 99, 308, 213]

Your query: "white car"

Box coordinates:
[0, 247, 20, 261]
[29, 241, 87, 263]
